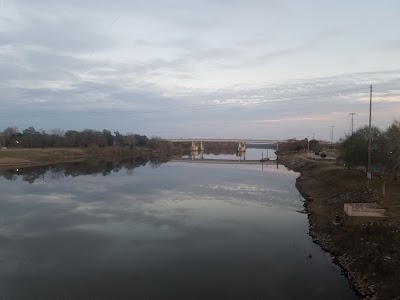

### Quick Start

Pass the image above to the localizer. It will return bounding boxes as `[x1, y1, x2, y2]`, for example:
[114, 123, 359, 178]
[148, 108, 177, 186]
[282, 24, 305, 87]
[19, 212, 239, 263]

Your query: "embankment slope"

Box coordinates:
[280, 154, 400, 300]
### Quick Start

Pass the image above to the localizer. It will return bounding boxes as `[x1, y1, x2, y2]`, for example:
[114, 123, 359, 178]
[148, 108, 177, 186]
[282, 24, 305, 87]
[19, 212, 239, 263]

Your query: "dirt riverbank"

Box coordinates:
[280, 154, 400, 300]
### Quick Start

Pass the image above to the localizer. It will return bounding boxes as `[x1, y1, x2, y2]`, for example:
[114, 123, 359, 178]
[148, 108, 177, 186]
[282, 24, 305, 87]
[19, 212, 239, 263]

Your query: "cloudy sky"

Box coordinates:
[0, 0, 399, 140]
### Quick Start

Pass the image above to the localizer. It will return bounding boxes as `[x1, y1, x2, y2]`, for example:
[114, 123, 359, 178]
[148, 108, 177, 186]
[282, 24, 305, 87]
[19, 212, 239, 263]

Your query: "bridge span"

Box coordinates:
[166, 138, 285, 143]
[166, 138, 283, 152]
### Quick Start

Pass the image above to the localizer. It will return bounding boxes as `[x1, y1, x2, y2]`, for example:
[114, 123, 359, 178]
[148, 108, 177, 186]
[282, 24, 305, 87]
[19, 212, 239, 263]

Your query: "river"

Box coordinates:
[0, 151, 358, 299]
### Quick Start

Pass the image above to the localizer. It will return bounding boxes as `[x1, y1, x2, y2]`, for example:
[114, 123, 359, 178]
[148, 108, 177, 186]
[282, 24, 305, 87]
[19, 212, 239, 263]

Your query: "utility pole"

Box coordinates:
[330, 126, 335, 148]
[367, 85, 372, 188]
[349, 112, 356, 135]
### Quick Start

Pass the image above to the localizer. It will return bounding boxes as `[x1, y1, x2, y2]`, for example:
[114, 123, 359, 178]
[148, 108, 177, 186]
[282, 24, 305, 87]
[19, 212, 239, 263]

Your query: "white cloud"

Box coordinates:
[0, 1, 399, 140]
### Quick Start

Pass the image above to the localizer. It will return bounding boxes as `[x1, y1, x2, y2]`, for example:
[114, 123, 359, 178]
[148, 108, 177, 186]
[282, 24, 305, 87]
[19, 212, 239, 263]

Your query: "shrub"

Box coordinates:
[85, 144, 101, 155]
[320, 153, 327, 158]
[315, 151, 319, 155]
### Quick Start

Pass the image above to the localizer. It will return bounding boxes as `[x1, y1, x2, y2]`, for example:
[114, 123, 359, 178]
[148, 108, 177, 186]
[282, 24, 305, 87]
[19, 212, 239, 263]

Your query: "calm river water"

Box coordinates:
[0, 154, 358, 299]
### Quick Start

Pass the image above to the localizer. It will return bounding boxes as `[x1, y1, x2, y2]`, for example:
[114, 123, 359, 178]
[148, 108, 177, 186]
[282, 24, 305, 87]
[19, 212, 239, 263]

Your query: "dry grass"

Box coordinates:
[0, 147, 152, 169]
[293, 152, 400, 208]
[0, 148, 87, 168]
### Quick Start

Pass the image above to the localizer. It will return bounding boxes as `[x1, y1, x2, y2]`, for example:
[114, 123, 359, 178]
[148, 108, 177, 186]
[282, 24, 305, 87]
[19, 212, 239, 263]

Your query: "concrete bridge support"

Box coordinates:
[238, 142, 246, 152]
[191, 141, 198, 151]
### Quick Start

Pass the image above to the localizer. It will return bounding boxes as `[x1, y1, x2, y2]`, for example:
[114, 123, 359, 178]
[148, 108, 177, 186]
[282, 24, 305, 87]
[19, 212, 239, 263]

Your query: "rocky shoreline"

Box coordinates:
[296, 179, 377, 300]
[280, 155, 400, 300]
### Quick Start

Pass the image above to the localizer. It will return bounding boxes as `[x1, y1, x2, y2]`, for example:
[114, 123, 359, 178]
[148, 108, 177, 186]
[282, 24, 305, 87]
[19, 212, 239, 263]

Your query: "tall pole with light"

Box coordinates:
[367, 85, 372, 188]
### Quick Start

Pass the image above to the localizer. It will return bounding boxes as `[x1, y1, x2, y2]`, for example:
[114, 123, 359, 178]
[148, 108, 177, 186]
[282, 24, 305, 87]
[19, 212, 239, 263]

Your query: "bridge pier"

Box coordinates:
[191, 141, 198, 151]
[169, 139, 281, 156]
[238, 142, 246, 153]
[237, 151, 246, 161]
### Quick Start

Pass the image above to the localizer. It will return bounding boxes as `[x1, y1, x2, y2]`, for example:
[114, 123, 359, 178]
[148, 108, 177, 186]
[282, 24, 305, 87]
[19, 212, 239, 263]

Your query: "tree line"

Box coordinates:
[272, 119, 399, 180]
[339, 120, 400, 179]
[276, 138, 322, 154]
[0, 126, 173, 150]
[0, 127, 260, 155]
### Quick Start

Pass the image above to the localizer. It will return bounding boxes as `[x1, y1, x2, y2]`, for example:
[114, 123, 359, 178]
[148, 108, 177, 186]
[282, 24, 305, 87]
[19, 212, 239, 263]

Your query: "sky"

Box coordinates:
[0, 0, 399, 141]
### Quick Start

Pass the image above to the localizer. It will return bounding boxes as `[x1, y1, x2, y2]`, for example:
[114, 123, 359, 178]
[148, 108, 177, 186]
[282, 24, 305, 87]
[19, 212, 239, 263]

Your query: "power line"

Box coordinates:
[0, 86, 368, 119]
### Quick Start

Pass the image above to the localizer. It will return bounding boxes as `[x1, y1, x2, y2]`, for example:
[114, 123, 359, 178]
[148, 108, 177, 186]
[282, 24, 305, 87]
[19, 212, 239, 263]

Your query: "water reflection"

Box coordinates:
[189, 150, 247, 161]
[0, 157, 358, 299]
[0, 156, 172, 184]
[0, 148, 277, 184]
[186, 148, 277, 161]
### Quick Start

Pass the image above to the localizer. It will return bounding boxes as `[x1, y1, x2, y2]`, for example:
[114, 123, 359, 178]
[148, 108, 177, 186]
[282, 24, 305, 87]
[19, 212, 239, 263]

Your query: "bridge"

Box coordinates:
[166, 138, 283, 152]
[166, 138, 284, 143]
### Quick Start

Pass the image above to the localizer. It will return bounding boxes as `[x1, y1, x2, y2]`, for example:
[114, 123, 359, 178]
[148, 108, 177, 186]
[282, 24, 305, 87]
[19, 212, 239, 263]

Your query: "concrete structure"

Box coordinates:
[190, 141, 198, 151]
[238, 141, 246, 152]
[237, 151, 246, 161]
[344, 203, 386, 217]
[171, 138, 279, 153]
[189, 150, 204, 160]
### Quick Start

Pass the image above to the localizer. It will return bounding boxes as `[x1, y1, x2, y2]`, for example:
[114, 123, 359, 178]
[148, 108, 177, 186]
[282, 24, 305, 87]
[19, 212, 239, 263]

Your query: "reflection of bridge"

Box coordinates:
[172, 158, 277, 164]
[171, 158, 280, 170]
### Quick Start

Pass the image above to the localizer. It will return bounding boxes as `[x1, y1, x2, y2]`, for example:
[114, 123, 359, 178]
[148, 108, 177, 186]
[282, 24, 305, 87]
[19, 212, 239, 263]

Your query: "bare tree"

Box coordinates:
[2, 127, 18, 147]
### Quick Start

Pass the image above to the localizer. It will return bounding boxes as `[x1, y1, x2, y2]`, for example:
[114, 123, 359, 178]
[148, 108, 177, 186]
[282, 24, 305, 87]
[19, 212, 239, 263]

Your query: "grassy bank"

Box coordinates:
[0, 148, 89, 168]
[280, 153, 400, 300]
[0, 147, 155, 169]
